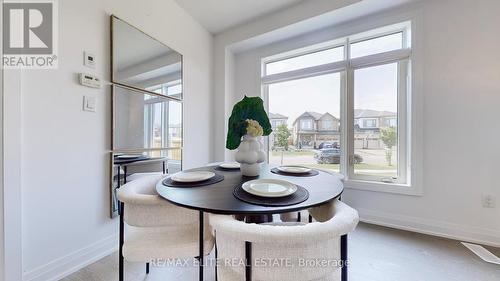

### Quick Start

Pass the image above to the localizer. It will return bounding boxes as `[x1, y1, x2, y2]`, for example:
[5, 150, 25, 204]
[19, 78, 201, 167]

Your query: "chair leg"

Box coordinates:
[245, 241, 252, 281]
[119, 202, 124, 281]
[199, 211, 204, 281]
[341, 234, 348, 281]
[308, 214, 313, 223]
[297, 211, 301, 222]
[214, 231, 218, 281]
[146, 263, 150, 274]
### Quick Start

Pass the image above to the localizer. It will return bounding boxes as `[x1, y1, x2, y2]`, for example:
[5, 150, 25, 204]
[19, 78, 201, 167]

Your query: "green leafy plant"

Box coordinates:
[274, 124, 291, 150]
[380, 127, 397, 166]
[226, 96, 272, 150]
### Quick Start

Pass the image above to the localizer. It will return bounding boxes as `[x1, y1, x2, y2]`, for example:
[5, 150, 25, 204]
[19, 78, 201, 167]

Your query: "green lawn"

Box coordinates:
[304, 163, 397, 177]
[304, 163, 396, 170]
[270, 149, 397, 177]
[271, 150, 315, 156]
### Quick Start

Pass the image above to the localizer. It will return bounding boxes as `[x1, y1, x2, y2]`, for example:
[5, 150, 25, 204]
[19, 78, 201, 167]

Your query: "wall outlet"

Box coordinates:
[482, 195, 496, 208]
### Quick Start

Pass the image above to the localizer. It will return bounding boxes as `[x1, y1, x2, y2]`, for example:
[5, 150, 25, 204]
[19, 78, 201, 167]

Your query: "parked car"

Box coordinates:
[318, 142, 340, 149]
[314, 148, 363, 164]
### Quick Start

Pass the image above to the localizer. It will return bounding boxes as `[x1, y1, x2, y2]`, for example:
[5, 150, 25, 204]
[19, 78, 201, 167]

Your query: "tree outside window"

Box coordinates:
[274, 124, 291, 150]
[380, 127, 397, 166]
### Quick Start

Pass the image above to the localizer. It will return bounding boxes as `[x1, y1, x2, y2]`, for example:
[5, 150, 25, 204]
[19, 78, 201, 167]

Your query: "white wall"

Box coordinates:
[2, 0, 213, 280]
[3, 70, 23, 281]
[225, 0, 500, 246]
[346, 0, 500, 245]
[0, 1, 4, 279]
[0, 2, 6, 279]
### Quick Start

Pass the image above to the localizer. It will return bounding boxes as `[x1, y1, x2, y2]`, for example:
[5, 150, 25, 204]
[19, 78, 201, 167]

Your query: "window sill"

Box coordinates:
[343, 179, 422, 196]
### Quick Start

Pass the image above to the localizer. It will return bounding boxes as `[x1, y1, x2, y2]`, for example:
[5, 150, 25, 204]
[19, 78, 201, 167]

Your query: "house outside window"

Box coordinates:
[268, 113, 289, 149]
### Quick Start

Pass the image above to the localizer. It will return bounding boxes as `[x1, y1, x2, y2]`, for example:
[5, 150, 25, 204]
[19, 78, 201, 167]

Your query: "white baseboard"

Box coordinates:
[23, 234, 118, 281]
[357, 208, 500, 248]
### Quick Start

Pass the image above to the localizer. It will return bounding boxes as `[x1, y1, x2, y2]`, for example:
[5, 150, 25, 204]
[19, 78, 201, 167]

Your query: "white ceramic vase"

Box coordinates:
[234, 135, 266, 177]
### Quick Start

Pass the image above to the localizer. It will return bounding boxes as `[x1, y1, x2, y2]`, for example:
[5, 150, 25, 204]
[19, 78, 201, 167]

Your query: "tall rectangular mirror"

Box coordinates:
[111, 16, 183, 99]
[110, 15, 183, 217]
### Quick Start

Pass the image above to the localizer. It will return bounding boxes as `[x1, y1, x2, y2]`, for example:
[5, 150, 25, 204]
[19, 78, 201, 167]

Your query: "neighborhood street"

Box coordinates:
[270, 148, 398, 176]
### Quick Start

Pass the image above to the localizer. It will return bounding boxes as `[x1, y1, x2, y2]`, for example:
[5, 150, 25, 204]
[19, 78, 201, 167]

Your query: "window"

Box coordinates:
[272, 120, 284, 127]
[362, 119, 377, 128]
[300, 119, 313, 130]
[388, 118, 397, 127]
[350, 32, 403, 58]
[321, 120, 334, 130]
[143, 97, 183, 151]
[268, 73, 342, 172]
[146, 80, 182, 98]
[353, 63, 401, 181]
[266, 46, 344, 75]
[263, 22, 411, 186]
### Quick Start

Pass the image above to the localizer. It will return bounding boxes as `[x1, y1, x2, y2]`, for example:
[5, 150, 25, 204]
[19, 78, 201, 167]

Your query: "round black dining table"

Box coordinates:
[155, 163, 346, 281]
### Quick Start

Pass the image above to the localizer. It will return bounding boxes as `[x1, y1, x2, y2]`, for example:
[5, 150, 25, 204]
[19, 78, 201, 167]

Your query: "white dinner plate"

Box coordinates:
[116, 154, 143, 159]
[219, 162, 240, 169]
[171, 171, 215, 183]
[277, 166, 311, 174]
[242, 179, 297, 198]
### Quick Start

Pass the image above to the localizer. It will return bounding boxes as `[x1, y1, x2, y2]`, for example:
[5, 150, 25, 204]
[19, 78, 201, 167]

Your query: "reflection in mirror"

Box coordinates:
[112, 16, 182, 98]
[113, 86, 182, 150]
[110, 149, 182, 217]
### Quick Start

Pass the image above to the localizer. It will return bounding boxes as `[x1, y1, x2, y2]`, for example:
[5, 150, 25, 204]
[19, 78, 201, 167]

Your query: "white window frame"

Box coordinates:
[346, 57, 410, 185]
[262, 20, 421, 194]
[143, 97, 170, 149]
[144, 80, 183, 150]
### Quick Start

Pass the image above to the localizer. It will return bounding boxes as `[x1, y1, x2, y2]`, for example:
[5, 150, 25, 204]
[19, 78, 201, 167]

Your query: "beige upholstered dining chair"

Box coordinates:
[117, 174, 214, 280]
[210, 200, 359, 281]
[280, 169, 345, 223]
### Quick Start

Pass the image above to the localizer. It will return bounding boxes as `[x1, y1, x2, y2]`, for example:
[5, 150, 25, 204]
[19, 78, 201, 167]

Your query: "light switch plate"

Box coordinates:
[84, 51, 96, 69]
[482, 195, 496, 208]
[83, 96, 96, 112]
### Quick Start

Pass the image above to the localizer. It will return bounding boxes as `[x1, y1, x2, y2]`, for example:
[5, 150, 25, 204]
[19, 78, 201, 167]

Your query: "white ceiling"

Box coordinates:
[174, 0, 305, 34]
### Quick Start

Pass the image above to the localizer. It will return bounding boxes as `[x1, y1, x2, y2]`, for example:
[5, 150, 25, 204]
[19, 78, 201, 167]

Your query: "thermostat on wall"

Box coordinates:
[84, 51, 96, 68]
[79, 73, 101, 89]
